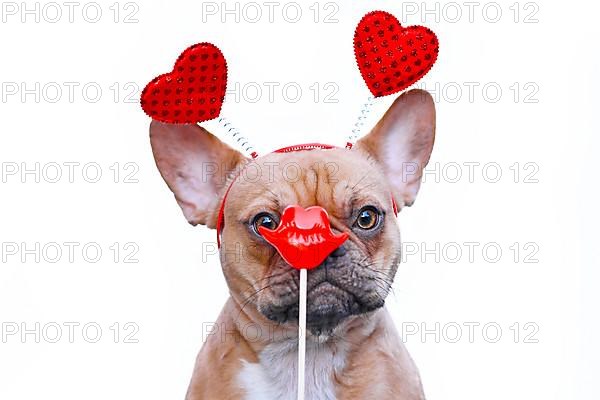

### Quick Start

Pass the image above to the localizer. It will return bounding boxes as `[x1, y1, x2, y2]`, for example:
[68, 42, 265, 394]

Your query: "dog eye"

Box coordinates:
[252, 212, 278, 234]
[355, 206, 380, 230]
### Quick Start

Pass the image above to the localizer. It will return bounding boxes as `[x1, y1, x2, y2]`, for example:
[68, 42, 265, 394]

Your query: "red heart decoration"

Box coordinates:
[140, 42, 227, 124]
[259, 205, 349, 270]
[354, 11, 439, 98]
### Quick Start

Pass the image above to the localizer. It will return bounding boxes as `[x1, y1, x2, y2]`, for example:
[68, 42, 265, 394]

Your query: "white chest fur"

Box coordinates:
[237, 338, 349, 400]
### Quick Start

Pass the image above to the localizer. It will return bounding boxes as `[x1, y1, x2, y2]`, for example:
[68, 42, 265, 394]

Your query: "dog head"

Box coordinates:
[150, 89, 435, 339]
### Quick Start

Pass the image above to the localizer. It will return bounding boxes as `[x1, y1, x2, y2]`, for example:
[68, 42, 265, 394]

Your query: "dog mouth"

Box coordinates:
[260, 279, 385, 337]
[306, 282, 367, 336]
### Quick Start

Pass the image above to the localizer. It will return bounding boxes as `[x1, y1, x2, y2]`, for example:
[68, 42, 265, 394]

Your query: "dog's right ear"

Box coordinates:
[149, 121, 247, 228]
[355, 89, 435, 209]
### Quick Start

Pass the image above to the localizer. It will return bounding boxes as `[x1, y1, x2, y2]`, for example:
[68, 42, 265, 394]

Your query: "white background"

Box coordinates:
[0, 0, 599, 399]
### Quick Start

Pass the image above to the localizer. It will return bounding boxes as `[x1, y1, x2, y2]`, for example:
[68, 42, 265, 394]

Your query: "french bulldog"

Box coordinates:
[149, 89, 436, 400]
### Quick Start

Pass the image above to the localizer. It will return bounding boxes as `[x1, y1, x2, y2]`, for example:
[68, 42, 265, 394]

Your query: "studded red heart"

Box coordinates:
[354, 11, 439, 98]
[140, 43, 227, 124]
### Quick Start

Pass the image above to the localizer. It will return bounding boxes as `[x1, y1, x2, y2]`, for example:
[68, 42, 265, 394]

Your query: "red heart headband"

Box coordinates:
[140, 10, 439, 156]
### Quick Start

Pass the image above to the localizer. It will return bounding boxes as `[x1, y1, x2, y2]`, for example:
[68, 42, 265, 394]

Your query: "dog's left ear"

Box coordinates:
[355, 89, 436, 208]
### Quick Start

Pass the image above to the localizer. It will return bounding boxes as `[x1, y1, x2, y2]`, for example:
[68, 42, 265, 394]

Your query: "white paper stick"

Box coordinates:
[297, 268, 307, 400]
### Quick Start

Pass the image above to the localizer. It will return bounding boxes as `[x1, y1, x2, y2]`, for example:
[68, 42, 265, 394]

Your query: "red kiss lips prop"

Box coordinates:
[354, 11, 439, 98]
[259, 205, 349, 270]
[140, 43, 227, 124]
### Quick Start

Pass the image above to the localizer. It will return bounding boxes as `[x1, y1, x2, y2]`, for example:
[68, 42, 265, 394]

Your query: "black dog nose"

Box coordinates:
[329, 245, 347, 258]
